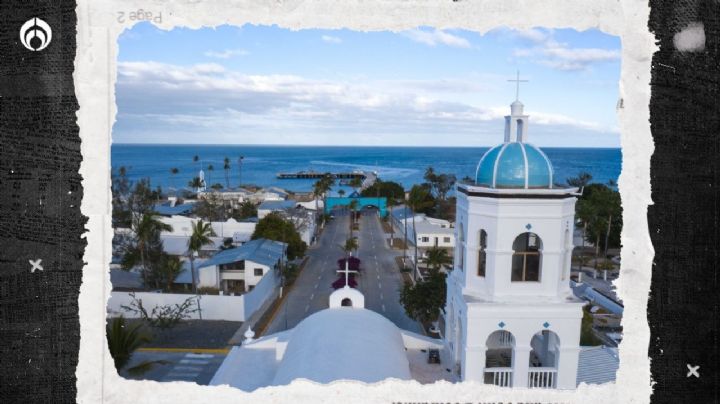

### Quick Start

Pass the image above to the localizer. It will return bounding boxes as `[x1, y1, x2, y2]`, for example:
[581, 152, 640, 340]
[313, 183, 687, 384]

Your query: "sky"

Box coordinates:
[114, 24, 621, 147]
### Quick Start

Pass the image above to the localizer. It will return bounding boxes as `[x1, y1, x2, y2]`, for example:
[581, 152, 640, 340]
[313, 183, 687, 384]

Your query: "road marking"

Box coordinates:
[318, 275, 322, 280]
[310, 293, 315, 300]
[314, 283, 319, 289]
[173, 365, 204, 372]
[179, 359, 209, 365]
[382, 304, 386, 312]
[185, 353, 214, 359]
[305, 304, 310, 313]
[377, 274, 380, 280]
[378, 282, 382, 288]
[380, 293, 384, 300]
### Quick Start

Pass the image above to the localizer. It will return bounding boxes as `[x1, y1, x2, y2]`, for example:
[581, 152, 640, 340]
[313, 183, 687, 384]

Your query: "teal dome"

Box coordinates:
[475, 142, 554, 189]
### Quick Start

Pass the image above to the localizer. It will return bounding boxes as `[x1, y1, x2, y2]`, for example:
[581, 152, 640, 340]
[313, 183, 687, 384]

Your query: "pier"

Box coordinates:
[277, 170, 377, 190]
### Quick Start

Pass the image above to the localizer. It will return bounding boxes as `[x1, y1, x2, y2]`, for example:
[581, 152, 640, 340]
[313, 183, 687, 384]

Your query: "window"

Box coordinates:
[444, 237, 451, 243]
[421, 237, 430, 243]
[478, 230, 487, 277]
[222, 260, 245, 271]
[511, 232, 542, 282]
[254, 268, 264, 276]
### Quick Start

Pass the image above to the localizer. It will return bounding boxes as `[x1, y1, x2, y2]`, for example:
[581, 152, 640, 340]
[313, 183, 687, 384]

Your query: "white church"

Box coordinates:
[209, 90, 615, 391]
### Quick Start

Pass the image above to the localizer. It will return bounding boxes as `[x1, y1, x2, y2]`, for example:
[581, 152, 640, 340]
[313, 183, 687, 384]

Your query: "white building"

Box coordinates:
[157, 216, 257, 256]
[210, 284, 449, 391]
[443, 97, 585, 389]
[197, 238, 287, 294]
[391, 207, 455, 250]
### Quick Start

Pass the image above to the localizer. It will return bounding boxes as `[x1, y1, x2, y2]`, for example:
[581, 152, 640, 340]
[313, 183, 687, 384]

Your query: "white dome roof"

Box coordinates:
[272, 308, 411, 386]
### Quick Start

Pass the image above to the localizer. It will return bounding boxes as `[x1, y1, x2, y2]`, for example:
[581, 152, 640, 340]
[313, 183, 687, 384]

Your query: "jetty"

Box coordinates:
[277, 170, 378, 190]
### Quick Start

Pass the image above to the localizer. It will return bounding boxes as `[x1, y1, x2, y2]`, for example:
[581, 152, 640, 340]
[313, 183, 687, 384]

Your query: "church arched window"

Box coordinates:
[516, 119, 524, 141]
[477, 230, 487, 277]
[511, 232, 542, 282]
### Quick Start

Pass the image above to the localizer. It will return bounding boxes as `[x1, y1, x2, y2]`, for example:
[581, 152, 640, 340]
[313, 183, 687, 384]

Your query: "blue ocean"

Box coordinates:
[111, 145, 621, 194]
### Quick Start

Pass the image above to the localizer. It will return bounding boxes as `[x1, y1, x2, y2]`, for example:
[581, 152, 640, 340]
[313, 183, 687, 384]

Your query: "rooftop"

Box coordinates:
[577, 346, 619, 385]
[258, 200, 297, 211]
[198, 238, 287, 269]
[153, 202, 195, 216]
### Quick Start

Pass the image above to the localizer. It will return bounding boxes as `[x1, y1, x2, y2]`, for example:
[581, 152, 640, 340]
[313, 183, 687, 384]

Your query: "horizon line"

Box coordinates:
[112, 142, 621, 149]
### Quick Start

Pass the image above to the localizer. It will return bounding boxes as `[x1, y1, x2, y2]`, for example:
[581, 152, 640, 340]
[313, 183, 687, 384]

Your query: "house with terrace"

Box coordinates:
[197, 238, 287, 294]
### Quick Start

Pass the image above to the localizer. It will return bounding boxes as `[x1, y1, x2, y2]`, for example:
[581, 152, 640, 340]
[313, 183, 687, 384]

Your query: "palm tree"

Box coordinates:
[187, 220, 216, 293]
[131, 213, 172, 288]
[237, 156, 244, 188]
[169, 167, 179, 195]
[407, 185, 434, 280]
[344, 237, 359, 255]
[349, 176, 363, 193]
[425, 247, 451, 271]
[188, 177, 203, 194]
[348, 199, 359, 233]
[107, 317, 167, 375]
[160, 256, 183, 291]
[223, 157, 231, 189]
[567, 171, 593, 188]
[338, 189, 346, 197]
[207, 164, 214, 187]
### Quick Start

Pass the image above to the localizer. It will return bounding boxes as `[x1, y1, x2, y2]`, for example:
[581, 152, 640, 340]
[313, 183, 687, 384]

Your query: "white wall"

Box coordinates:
[107, 267, 280, 322]
[107, 291, 245, 321]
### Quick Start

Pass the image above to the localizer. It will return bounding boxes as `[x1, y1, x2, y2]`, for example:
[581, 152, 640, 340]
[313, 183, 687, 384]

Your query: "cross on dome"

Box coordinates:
[507, 70, 528, 102]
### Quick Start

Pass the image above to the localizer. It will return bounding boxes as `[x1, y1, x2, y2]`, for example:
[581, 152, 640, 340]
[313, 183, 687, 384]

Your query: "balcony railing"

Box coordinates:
[484, 367, 512, 387]
[527, 367, 557, 388]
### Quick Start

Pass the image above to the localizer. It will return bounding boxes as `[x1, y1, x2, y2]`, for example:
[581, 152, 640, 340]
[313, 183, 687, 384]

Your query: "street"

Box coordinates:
[265, 206, 422, 335]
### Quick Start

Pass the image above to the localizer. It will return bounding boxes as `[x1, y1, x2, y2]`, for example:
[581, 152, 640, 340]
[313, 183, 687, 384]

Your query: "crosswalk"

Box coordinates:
[160, 353, 216, 382]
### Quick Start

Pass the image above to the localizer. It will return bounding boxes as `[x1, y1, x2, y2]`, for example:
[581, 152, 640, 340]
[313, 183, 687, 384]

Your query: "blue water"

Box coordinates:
[111, 144, 621, 194]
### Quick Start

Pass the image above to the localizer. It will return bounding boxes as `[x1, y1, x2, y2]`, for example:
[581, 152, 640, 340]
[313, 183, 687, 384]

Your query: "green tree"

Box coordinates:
[206, 164, 214, 186]
[128, 178, 161, 217]
[158, 255, 183, 291]
[188, 176, 204, 193]
[343, 237, 358, 255]
[349, 176, 363, 193]
[580, 306, 602, 346]
[407, 184, 435, 279]
[231, 200, 258, 220]
[223, 157, 231, 189]
[425, 247, 451, 271]
[399, 268, 447, 324]
[348, 199, 359, 231]
[567, 171, 593, 188]
[169, 167, 179, 195]
[423, 167, 455, 201]
[360, 180, 404, 202]
[131, 213, 172, 288]
[252, 212, 307, 259]
[338, 189, 346, 197]
[187, 220, 216, 292]
[107, 317, 168, 375]
[112, 166, 132, 227]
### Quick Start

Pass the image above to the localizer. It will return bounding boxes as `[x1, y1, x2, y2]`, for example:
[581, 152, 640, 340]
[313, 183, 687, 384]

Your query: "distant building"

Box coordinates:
[158, 216, 257, 257]
[391, 206, 455, 250]
[197, 238, 287, 294]
[257, 200, 298, 219]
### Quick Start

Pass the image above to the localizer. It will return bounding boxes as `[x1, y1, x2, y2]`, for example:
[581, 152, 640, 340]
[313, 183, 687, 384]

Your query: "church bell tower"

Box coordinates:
[443, 76, 585, 389]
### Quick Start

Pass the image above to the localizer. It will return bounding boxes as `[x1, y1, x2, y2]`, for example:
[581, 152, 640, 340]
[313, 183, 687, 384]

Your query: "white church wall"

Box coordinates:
[460, 195, 576, 300]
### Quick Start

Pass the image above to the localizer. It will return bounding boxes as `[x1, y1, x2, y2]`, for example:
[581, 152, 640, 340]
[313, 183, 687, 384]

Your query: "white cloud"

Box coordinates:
[401, 28, 471, 48]
[511, 30, 620, 71]
[204, 48, 249, 59]
[114, 61, 616, 145]
[321, 35, 342, 44]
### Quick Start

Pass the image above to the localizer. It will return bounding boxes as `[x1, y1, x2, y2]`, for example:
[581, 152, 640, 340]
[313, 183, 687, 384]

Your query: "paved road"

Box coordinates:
[121, 350, 226, 385]
[265, 207, 422, 335]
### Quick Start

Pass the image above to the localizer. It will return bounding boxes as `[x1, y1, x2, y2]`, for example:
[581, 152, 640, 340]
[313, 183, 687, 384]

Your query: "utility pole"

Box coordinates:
[238, 155, 244, 189]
